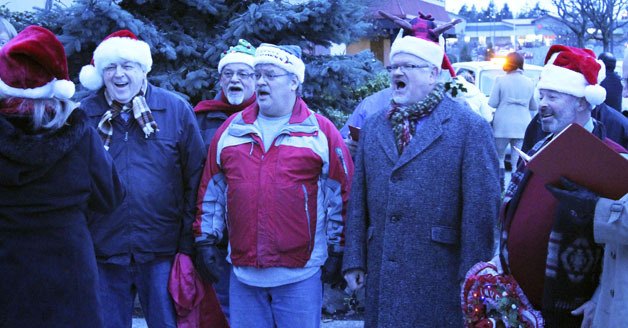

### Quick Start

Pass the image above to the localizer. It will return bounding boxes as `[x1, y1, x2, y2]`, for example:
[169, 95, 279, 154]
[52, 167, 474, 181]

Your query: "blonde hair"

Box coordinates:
[16, 98, 77, 130]
[0, 16, 17, 38]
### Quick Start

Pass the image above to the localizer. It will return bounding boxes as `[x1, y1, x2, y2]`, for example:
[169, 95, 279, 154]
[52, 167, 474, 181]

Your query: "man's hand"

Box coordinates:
[194, 240, 222, 284]
[321, 251, 344, 286]
[344, 138, 358, 157]
[546, 176, 599, 226]
[571, 300, 596, 328]
[344, 269, 365, 291]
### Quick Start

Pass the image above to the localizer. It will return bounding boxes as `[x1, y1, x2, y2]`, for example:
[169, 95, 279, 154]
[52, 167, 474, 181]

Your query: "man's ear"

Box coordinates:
[577, 97, 592, 112]
[290, 74, 299, 91]
[428, 66, 440, 84]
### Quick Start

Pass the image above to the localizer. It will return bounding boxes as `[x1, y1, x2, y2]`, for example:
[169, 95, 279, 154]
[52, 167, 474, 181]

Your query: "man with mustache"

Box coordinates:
[341, 14, 501, 327]
[192, 40, 256, 320]
[194, 43, 353, 328]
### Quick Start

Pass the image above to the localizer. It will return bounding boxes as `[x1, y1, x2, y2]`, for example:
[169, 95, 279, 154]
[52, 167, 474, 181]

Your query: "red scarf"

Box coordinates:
[193, 91, 256, 116]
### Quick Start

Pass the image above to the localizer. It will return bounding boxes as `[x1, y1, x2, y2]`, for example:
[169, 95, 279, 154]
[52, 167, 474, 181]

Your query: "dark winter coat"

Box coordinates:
[0, 109, 125, 328]
[342, 96, 501, 327]
[194, 91, 255, 152]
[600, 71, 622, 112]
[80, 84, 205, 262]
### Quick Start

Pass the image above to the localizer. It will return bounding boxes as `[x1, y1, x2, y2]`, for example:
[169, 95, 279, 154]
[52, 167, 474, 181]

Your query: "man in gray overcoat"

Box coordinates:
[342, 18, 501, 327]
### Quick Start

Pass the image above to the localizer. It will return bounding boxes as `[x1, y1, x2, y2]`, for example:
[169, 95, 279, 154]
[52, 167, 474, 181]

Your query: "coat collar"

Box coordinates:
[375, 97, 453, 170]
[84, 83, 164, 117]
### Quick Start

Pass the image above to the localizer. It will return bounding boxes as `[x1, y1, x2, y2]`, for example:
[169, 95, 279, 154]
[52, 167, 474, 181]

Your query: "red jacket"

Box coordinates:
[194, 98, 353, 268]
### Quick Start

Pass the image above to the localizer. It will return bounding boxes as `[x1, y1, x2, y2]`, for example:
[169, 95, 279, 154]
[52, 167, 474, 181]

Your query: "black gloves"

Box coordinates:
[546, 177, 599, 228]
[321, 250, 344, 287]
[194, 238, 223, 284]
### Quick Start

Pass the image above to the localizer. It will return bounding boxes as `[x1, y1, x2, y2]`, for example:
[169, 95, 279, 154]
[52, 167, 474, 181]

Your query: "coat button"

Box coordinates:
[610, 289, 615, 297]
[611, 251, 616, 260]
[390, 175, 400, 183]
[391, 215, 400, 222]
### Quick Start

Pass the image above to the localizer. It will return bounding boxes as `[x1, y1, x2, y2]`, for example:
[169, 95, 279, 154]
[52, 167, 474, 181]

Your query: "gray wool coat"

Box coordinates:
[342, 96, 501, 327]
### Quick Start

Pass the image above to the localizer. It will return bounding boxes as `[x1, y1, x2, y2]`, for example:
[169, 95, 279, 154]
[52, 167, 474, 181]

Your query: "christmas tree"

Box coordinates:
[12, 0, 386, 126]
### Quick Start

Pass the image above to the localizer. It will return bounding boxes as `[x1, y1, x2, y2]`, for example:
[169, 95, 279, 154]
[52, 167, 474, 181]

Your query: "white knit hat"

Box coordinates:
[536, 45, 606, 106]
[79, 30, 152, 91]
[254, 43, 305, 83]
[218, 39, 255, 73]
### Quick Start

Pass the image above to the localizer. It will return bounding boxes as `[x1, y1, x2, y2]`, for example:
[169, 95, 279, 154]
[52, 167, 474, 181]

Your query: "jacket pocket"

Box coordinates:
[431, 226, 460, 245]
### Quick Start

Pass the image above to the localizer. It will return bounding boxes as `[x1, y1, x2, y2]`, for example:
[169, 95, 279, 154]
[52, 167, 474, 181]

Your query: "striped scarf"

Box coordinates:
[387, 83, 444, 154]
[97, 92, 158, 150]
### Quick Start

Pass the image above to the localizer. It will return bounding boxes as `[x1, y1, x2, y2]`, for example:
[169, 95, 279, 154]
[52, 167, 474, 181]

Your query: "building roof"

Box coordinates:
[366, 0, 450, 23]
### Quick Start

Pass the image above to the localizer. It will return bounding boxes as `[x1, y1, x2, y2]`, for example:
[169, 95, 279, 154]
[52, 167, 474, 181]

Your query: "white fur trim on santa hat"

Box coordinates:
[537, 64, 606, 106]
[254, 45, 305, 83]
[79, 64, 103, 91]
[584, 84, 606, 106]
[0, 78, 75, 100]
[79, 36, 152, 91]
[218, 52, 255, 73]
[389, 34, 444, 69]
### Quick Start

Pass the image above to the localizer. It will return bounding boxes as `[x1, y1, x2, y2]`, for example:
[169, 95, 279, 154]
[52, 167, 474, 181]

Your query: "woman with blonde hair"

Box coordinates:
[489, 52, 538, 187]
[0, 26, 125, 327]
[0, 16, 17, 47]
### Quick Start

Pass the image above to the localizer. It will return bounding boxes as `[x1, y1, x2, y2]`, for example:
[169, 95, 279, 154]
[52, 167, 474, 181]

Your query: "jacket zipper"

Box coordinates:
[335, 147, 348, 177]
[302, 184, 312, 251]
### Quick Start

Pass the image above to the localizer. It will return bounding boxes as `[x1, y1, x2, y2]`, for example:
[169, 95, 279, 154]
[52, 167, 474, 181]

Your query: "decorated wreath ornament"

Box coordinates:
[461, 259, 544, 328]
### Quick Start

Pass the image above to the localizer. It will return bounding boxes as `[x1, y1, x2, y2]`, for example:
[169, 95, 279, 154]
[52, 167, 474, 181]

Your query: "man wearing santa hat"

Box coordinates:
[78, 30, 205, 328]
[501, 45, 628, 327]
[341, 13, 501, 327]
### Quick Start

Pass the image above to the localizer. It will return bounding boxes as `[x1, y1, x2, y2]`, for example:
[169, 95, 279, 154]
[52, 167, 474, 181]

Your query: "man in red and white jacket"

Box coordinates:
[193, 43, 353, 328]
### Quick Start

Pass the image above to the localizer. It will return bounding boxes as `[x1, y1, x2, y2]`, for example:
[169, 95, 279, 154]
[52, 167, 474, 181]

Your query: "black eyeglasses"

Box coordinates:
[254, 71, 291, 81]
[221, 71, 255, 80]
[385, 64, 431, 73]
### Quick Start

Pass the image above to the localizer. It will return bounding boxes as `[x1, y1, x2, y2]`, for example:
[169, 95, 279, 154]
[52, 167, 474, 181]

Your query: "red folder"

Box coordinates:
[507, 124, 628, 307]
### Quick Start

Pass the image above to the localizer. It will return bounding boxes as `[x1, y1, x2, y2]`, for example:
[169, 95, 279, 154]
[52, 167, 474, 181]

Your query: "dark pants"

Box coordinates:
[97, 257, 176, 328]
[214, 247, 232, 320]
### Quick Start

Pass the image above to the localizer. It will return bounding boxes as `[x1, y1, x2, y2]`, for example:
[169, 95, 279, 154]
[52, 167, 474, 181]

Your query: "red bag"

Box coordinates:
[168, 253, 229, 328]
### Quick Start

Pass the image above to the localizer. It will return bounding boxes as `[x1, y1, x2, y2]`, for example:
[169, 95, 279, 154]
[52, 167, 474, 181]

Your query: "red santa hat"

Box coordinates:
[79, 29, 152, 91]
[537, 45, 607, 106]
[0, 25, 75, 99]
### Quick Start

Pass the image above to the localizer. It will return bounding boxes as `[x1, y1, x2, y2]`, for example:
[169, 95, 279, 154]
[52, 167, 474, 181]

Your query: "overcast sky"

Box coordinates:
[445, 0, 555, 16]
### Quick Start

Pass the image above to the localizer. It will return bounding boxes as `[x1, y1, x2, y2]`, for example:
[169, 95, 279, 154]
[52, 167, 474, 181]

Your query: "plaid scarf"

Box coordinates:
[387, 83, 444, 154]
[97, 91, 158, 150]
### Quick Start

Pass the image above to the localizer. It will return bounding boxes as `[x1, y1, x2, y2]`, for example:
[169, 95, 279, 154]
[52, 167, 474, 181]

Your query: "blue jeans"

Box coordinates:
[229, 269, 322, 328]
[97, 257, 176, 328]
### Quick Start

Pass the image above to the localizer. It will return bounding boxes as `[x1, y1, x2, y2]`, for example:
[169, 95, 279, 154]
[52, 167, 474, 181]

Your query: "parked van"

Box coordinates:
[452, 60, 544, 97]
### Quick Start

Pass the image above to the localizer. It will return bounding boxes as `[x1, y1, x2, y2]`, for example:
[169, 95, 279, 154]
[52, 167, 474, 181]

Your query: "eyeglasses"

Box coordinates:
[221, 70, 255, 80]
[254, 71, 291, 81]
[385, 64, 431, 73]
[104, 63, 141, 75]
